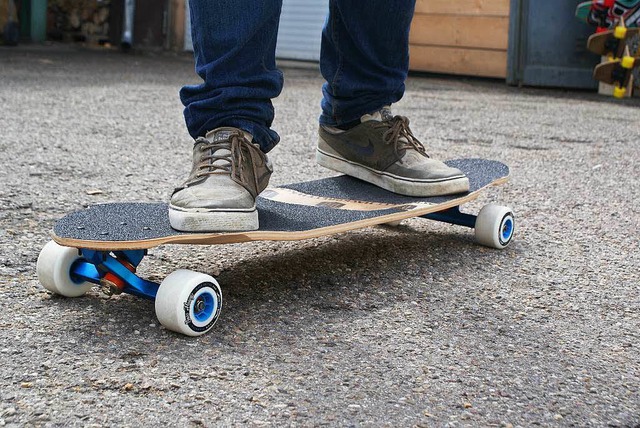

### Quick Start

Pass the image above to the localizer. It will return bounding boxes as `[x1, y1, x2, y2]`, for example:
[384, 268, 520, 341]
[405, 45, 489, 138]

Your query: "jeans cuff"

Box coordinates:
[194, 118, 280, 153]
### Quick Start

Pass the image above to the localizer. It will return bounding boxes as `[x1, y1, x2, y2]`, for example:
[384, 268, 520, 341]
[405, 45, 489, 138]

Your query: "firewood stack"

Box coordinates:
[48, 0, 111, 45]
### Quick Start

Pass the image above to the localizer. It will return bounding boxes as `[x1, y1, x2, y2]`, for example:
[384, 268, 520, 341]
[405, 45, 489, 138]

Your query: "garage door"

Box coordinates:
[184, 0, 328, 60]
[276, 0, 329, 61]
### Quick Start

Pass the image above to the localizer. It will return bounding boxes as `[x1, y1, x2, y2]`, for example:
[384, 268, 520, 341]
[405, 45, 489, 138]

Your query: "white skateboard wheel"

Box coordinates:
[155, 269, 222, 336]
[36, 241, 93, 297]
[475, 204, 514, 249]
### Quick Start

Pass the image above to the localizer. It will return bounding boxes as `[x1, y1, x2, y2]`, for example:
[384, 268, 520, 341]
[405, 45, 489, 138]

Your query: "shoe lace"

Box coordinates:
[378, 116, 429, 163]
[195, 132, 264, 190]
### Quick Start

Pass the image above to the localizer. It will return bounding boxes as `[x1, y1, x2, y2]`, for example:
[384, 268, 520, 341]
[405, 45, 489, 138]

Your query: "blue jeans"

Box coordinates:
[181, 0, 416, 153]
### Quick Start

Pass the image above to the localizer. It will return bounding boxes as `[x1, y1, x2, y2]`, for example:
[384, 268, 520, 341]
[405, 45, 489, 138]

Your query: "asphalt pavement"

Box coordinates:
[0, 44, 638, 427]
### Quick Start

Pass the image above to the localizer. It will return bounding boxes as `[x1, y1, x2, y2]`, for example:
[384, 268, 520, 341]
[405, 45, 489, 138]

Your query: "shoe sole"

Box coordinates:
[169, 205, 258, 232]
[316, 148, 470, 197]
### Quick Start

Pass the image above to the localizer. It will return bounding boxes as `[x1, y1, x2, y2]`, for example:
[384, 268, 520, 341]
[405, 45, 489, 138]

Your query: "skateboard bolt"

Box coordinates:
[195, 298, 206, 313]
[99, 278, 121, 297]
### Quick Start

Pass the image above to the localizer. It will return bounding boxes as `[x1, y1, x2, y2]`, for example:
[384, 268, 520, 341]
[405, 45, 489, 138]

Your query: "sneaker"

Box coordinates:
[317, 107, 470, 197]
[169, 127, 272, 232]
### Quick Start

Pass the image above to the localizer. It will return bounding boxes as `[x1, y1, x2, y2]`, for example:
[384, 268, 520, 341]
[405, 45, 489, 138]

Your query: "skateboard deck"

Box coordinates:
[39, 158, 514, 336]
[52, 159, 509, 250]
[587, 27, 640, 56]
[593, 56, 638, 86]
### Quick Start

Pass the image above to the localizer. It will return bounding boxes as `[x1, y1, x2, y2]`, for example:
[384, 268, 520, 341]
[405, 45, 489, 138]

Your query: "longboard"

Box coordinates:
[593, 56, 638, 97]
[37, 158, 515, 336]
[51, 159, 509, 250]
[587, 27, 640, 57]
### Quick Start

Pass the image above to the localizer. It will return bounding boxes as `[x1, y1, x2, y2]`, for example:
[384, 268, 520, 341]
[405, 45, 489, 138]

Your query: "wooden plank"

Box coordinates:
[410, 14, 509, 50]
[0, 0, 6, 30]
[169, 0, 186, 50]
[415, 0, 510, 16]
[409, 45, 507, 78]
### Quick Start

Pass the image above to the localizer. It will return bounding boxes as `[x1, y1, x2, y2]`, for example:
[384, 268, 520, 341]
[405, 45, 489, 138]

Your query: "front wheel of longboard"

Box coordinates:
[36, 241, 94, 297]
[475, 204, 515, 249]
[155, 269, 222, 337]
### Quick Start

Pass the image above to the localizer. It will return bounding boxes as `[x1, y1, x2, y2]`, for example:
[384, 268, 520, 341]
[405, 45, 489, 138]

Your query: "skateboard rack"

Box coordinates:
[70, 249, 159, 299]
[580, 3, 640, 97]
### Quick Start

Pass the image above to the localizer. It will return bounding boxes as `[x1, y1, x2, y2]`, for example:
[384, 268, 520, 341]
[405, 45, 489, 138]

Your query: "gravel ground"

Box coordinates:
[0, 44, 638, 427]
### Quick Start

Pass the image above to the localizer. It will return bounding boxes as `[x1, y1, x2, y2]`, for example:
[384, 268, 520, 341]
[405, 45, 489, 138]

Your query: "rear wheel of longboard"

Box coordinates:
[36, 241, 93, 297]
[155, 269, 222, 337]
[475, 204, 515, 249]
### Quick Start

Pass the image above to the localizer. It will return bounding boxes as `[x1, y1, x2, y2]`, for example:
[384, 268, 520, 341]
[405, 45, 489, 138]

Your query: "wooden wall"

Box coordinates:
[168, 0, 186, 50]
[409, 0, 511, 78]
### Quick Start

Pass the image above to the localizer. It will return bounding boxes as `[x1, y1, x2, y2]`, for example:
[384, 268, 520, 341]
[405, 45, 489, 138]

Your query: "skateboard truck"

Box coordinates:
[428, 204, 514, 249]
[38, 241, 223, 336]
[99, 278, 121, 297]
[70, 249, 159, 300]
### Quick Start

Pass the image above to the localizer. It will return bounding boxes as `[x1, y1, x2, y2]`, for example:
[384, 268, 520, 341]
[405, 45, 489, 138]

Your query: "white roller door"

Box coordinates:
[184, 0, 329, 61]
[276, 0, 329, 61]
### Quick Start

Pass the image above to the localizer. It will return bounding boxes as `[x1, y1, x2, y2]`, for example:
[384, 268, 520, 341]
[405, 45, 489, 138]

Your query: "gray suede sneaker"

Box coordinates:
[169, 127, 272, 232]
[317, 107, 469, 197]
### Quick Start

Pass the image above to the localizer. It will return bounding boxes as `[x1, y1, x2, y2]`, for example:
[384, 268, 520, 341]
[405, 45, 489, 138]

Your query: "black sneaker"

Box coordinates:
[317, 107, 469, 196]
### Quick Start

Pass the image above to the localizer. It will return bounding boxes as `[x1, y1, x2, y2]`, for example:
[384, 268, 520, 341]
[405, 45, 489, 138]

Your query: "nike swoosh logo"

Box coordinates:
[341, 138, 375, 157]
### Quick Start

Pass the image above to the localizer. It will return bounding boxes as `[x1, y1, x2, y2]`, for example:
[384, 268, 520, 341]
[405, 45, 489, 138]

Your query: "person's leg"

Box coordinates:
[319, 0, 415, 127]
[316, 0, 470, 197]
[170, 0, 282, 232]
[180, 0, 284, 152]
